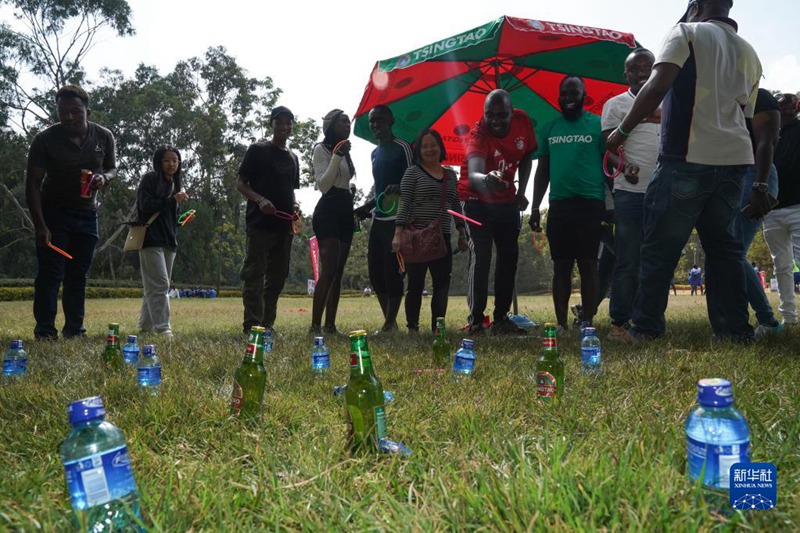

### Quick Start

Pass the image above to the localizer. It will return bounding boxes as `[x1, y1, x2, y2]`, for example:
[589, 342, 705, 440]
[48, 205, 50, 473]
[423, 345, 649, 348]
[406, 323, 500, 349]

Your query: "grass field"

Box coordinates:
[0, 294, 798, 531]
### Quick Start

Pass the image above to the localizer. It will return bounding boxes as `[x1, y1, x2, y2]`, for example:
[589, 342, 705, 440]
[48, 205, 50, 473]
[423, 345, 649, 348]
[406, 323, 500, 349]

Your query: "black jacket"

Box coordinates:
[137, 169, 180, 250]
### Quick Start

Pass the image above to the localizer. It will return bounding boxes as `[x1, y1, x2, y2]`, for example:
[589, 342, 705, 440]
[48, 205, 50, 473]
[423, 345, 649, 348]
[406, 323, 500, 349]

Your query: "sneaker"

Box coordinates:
[323, 325, 341, 336]
[570, 304, 584, 326]
[491, 317, 527, 336]
[609, 327, 659, 345]
[160, 330, 174, 338]
[754, 322, 784, 339]
[468, 322, 487, 336]
[606, 323, 631, 342]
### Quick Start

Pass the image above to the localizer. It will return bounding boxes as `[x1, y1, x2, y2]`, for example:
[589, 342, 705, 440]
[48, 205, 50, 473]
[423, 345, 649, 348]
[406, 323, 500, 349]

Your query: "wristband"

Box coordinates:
[617, 124, 631, 137]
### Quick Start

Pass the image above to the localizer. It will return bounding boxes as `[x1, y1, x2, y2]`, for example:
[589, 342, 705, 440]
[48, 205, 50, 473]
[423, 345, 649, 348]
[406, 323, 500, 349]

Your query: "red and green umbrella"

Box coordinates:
[354, 16, 638, 165]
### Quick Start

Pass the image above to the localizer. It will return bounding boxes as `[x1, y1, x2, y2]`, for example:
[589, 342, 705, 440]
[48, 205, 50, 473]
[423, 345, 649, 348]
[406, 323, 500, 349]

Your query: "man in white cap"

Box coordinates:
[606, 0, 763, 342]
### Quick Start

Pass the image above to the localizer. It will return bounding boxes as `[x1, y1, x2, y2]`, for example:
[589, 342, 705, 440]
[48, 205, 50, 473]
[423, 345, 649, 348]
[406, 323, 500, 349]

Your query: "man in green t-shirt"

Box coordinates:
[530, 75, 607, 331]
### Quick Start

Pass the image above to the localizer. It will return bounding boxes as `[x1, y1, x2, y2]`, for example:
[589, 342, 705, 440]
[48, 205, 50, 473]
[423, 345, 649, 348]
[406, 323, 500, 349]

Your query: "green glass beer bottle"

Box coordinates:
[535, 323, 564, 401]
[230, 326, 267, 421]
[432, 317, 451, 369]
[108, 323, 123, 361]
[345, 330, 387, 452]
[102, 333, 123, 371]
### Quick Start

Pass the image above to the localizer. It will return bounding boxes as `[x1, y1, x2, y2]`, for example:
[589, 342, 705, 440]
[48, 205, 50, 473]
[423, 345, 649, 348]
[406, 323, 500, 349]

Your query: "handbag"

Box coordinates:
[398, 172, 449, 264]
[123, 212, 160, 253]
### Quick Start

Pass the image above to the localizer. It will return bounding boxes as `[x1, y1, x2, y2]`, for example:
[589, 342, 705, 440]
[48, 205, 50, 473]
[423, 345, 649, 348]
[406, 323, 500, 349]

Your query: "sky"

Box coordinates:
[69, 0, 800, 212]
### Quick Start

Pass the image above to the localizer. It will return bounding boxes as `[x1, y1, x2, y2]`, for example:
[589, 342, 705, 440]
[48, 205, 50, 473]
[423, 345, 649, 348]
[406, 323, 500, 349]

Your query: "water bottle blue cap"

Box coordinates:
[378, 438, 411, 456]
[67, 396, 106, 425]
[143, 344, 155, 356]
[127, 335, 137, 343]
[581, 321, 591, 327]
[461, 339, 474, 350]
[9, 339, 23, 349]
[314, 336, 324, 346]
[583, 327, 597, 335]
[696, 378, 734, 406]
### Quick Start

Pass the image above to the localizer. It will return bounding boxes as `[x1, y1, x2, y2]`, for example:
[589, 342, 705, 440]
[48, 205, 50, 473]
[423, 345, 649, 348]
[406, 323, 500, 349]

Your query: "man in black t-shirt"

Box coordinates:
[763, 93, 800, 325]
[25, 85, 117, 340]
[236, 106, 300, 334]
[732, 88, 782, 337]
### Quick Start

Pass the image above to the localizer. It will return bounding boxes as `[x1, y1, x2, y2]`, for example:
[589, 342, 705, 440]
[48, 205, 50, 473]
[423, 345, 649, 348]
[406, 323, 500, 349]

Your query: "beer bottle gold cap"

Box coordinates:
[250, 326, 266, 332]
[348, 330, 368, 338]
[544, 322, 557, 328]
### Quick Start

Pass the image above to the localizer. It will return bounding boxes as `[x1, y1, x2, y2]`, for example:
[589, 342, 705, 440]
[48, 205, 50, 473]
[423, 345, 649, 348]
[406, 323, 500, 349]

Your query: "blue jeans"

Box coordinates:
[34, 205, 99, 338]
[733, 165, 779, 326]
[609, 190, 645, 326]
[631, 161, 753, 340]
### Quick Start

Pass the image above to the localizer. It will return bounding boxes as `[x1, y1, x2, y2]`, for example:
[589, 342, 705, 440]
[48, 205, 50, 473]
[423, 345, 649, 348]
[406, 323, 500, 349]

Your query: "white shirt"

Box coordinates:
[602, 89, 660, 193]
[656, 19, 761, 166]
[312, 144, 353, 194]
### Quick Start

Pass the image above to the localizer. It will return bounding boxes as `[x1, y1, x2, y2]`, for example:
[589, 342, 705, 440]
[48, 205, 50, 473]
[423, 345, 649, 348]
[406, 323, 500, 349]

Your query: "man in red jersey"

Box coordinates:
[458, 89, 536, 334]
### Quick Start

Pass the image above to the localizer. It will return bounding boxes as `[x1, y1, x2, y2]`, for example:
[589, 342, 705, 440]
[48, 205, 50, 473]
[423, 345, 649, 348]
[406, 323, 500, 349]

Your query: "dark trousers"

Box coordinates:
[597, 223, 616, 308]
[632, 161, 752, 339]
[33, 205, 99, 339]
[368, 219, 404, 297]
[240, 227, 293, 332]
[464, 201, 520, 324]
[405, 238, 453, 332]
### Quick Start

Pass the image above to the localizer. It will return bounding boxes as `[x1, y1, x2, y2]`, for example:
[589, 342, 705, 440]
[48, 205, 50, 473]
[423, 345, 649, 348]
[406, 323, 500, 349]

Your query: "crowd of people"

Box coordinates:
[24, 0, 800, 344]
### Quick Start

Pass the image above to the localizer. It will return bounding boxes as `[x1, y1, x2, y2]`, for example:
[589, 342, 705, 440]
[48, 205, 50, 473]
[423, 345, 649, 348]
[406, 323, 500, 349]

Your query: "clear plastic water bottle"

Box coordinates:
[60, 396, 144, 531]
[311, 336, 330, 376]
[137, 344, 161, 394]
[3, 340, 28, 380]
[579, 321, 591, 340]
[122, 335, 140, 366]
[580, 327, 601, 375]
[264, 329, 274, 354]
[451, 339, 476, 382]
[685, 378, 750, 490]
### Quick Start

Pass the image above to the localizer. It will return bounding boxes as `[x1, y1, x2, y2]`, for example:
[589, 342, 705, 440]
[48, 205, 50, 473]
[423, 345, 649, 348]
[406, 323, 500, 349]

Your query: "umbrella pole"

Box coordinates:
[513, 286, 518, 315]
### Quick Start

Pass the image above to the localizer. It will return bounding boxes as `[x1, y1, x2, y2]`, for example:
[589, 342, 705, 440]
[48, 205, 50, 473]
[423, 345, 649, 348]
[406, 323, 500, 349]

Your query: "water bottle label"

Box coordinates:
[312, 354, 330, 370]
[536, 371, 558, 398]
[137, 366, 161, 386]
[230, 381, 244, 416]
[374, 405, 387, 440]
[687, 436, 750, 489]
[123, 349, 139, 365]
[581, 347, 601, 367]
[3, 358, 27, 376]
[63, 445, 137, 509]
[453, 354, 474, 374]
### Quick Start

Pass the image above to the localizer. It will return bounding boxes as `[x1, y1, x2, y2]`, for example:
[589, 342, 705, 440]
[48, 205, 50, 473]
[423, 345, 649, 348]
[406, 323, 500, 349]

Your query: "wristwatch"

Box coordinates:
[752, 182, 769, 193]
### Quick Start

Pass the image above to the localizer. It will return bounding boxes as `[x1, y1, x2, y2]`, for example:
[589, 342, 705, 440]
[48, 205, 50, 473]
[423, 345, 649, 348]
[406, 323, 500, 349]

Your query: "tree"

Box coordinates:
[0, 0, 134, 133]
[86, 47, 321, 285]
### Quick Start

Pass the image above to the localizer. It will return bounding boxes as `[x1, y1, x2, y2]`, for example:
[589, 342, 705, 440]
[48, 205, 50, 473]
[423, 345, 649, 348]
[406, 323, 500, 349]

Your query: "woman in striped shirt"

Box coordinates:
[392, 129, 469, 333]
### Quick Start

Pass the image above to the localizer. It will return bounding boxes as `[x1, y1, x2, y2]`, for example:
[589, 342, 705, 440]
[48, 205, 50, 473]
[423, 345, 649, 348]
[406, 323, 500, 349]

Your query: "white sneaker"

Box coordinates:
[160, 329, 174, 338]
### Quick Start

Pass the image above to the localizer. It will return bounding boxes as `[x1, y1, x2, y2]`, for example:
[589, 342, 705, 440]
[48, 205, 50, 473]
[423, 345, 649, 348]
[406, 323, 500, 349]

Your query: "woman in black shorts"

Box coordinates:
[310, 109, 356, 334]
